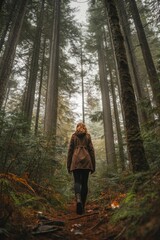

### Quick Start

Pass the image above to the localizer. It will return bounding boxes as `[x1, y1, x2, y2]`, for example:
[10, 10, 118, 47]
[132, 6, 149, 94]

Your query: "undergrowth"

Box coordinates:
[0, 172, 66, 238]
[108, 168, 160, 240]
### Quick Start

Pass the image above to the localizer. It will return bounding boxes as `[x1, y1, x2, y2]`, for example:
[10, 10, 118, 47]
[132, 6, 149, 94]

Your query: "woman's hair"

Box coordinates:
[76, 122, 87, 134]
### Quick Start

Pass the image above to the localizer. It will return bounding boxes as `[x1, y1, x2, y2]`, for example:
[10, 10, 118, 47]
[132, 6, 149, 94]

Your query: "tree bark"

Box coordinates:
[35, 36, 46, 135]
[104, 8, 127, 170]
[128, 0, 160, 115]
[0, 0, 28, 109]
[109, 66, 125, 171]
[117, 0, 150, 125]
[23, 0, 45, 128]
[0, 0, 17, 52]
[80, 34, 85, 123]
[104, 0, 149, 172]
[0, 0, 5, 12]
[103, 26, 125, 171]
[44, 0, 61, 135]
[98, 38, 117, 171]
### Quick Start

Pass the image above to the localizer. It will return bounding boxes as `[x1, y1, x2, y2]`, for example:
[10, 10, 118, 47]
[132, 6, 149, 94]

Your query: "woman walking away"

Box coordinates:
[67, 123, 96, 215]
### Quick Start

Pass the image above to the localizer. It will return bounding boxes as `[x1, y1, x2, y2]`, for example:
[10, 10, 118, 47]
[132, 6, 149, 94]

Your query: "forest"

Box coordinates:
[0, 0, 160, 239]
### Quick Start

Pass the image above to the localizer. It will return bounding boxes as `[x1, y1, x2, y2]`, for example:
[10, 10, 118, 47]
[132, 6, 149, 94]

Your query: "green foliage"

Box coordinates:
[89, 160, 121, 201]
[0, 173, 66, 215]
[0, 110, 71, 212]
[89, 111, 103, 122]
[54, 163, 73, 199]
[142, 122, 160, 167]
[0, 176, 34, 204]
[12, 192, 42, 206]
[0, 111, 60, 183]
[109, 169, 160, 239]
[111, 191, 141, 223]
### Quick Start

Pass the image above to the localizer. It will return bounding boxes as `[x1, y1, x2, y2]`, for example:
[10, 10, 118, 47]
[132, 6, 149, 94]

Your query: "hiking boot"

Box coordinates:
[76, 193, 83, 215]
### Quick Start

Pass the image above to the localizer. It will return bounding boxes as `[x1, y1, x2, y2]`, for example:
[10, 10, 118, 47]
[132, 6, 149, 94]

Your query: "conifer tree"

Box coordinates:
[128, 0, 160, 116]
[23, 0, 45, 128]
[0, 0, 28, 109]
[44, 0, 61, 135]
[104, 0, 149, 172]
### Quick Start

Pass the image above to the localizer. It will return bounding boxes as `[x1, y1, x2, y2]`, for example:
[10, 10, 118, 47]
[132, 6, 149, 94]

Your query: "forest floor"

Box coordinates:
[31, 201, 117, 240]
[5, 192, 124, 240]
[0, 179, 126, 240]
[1, 170, 160, 240]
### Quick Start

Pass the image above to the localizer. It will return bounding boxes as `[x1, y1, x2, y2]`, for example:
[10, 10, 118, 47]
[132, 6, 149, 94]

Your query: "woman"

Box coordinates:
[67, 122, 95, 215]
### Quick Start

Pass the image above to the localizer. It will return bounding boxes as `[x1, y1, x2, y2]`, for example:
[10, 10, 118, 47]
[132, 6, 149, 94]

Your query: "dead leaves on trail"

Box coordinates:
[25, 195, 123, 240]
[110, 193, 126, 209]
[62, 191, 127, 240]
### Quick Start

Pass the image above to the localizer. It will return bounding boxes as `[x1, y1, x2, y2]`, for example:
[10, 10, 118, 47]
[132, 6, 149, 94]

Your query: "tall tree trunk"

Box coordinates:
[21, 51, 31, 113]
[0, 0, 17, 52]
[104, 9, 128, 169]
[80, 34, 85, 123]
[44, 0, 61, 135]
[23, 0, 44, 128]
[35, 36, 46, 135]
[117, 0, 150, 125]
[109, 67, 125, 171]
[0, 0, 28, 109]
[104, 0, 149, 172]
[103, 27, 125, 171]
[0, 0, 5, 12]
[104, 8, 126, 126]
[98, 39, 117, 171]
[128, 0, 160, 115]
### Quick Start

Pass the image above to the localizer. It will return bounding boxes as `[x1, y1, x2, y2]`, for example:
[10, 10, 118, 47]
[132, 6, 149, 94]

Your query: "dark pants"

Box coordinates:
[73, 169, 90, 207]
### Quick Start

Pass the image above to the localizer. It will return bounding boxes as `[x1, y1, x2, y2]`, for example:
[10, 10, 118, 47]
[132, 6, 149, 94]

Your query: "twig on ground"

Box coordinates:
[89, 215, 108, 230]
[69, 211, 99, 220]
[32, 227, 60, 235]
[114, 226, 126, 240]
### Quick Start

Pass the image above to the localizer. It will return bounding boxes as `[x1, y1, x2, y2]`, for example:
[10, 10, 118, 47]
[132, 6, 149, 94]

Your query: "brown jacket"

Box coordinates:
[67, 132, 95, 173]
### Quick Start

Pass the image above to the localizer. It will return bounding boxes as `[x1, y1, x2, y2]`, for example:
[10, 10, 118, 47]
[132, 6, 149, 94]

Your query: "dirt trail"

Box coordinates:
[0, 173, 123, 240]
[63, 201, 112, 240]
[30, 199, 120, 240]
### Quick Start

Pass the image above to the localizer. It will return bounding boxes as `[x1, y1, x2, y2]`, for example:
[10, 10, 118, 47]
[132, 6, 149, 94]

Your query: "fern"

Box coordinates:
[110, 191, 140, 223]
[0, 173, 35, 194]
[123, 191, 136, 204]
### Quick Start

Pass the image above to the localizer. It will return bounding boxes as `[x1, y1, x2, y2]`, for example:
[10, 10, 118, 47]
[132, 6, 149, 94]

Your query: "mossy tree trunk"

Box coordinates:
[128, 0, 160, 116]
[104, 0, 149, 172]
[117, 0, 149, 125]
